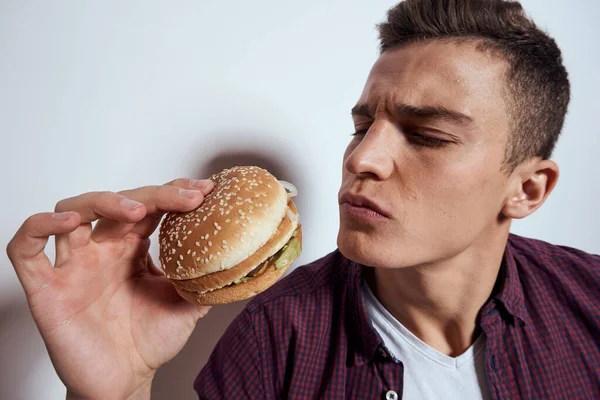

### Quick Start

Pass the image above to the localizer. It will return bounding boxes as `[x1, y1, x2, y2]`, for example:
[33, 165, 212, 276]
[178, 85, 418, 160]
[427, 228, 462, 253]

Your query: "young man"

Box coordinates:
[6, 0, 600, 399]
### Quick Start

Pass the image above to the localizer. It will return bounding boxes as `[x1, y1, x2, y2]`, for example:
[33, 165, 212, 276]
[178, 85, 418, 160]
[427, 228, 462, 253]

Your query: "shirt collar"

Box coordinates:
[345, 259, 382, 366]
[489, 234, 530, 325]
[344, 235, 530, 366]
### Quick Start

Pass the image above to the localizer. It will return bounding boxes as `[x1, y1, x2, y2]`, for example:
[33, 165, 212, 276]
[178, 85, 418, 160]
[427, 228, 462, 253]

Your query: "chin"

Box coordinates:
[337, 227, 393, 269]
[337, 222, 442, 269]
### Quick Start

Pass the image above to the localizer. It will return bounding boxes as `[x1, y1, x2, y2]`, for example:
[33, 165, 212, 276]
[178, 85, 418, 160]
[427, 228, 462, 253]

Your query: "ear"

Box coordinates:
[502, 159, 559, 219]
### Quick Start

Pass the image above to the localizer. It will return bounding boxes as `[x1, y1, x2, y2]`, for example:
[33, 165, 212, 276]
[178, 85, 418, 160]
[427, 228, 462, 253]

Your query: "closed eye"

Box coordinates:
[351, 129, 369, 136]
[351, 129, 452, 148]
[409, 132, 451, 148]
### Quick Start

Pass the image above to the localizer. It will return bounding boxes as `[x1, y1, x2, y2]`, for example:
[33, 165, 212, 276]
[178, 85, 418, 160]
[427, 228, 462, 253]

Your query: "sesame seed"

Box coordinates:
[196, 257, 201, 262]
[183, 236, 188, 241]
[222, 240, 227, 244]
[195, 242, 200, 246]
[242, 223, 247, 227]
[203, 247, 208, 252]
[186, 249, 191, 255]
[177, 241, 183, 247]
[214, 230, 218, 235]
[202, 216, 207, 221]
[217, 252, 221, 256]
[208, 241, 212, 246]
[179, 255, 184, 261]
[225, 219, 231, 223]
[192, 251, 196, 256]
[187, 230, 192, 235]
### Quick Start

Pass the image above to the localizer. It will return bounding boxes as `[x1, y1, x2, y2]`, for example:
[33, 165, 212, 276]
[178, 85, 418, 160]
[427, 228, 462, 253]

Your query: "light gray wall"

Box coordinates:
[1, 0, 598, 399]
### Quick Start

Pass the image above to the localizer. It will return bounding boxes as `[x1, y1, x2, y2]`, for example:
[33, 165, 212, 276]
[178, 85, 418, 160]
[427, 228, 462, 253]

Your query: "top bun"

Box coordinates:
[158, 166, 288, 280]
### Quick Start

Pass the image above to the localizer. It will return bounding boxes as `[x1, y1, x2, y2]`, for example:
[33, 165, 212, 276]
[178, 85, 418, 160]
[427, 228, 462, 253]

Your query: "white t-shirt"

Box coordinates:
[362, 281, 491, 400]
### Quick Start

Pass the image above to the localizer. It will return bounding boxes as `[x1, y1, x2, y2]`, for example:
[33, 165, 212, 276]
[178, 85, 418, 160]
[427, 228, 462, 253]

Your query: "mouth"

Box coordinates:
[339, 192, 392, 220]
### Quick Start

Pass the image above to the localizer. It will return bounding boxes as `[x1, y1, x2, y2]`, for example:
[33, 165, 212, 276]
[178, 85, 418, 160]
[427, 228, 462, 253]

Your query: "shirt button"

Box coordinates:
[385, 390, 399, 400]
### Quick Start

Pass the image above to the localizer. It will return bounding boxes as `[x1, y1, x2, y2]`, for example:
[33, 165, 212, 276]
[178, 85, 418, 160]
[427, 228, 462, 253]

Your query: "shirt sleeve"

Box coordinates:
[194, 308, 264, 399]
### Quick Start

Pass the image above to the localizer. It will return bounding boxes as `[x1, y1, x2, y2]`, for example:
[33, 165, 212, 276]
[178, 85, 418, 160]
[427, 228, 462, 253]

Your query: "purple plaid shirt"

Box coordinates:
[194, 234, 600, 399]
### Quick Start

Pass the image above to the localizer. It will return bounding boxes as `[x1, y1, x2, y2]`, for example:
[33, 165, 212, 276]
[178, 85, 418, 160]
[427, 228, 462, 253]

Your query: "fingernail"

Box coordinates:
[121, 198, 143, 210]
[180, 188, 202, 199]
[52, 211, 73, 220]
[190, 179, 213, 189]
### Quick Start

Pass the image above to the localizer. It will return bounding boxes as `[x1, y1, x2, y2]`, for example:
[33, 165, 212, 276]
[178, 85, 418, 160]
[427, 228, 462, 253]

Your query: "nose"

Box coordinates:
[344, 121, 395, 180]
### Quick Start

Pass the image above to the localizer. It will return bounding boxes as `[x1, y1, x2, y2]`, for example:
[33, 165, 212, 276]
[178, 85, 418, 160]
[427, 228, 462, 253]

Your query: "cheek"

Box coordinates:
[423, 151, 505, 220]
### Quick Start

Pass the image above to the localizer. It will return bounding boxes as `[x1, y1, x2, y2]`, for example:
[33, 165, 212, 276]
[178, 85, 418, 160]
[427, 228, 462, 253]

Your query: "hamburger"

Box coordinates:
[158, 166, 302, 305]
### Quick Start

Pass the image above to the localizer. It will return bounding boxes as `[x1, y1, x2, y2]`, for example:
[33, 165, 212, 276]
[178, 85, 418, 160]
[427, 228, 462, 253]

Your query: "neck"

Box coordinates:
[365, 228, 509, 357]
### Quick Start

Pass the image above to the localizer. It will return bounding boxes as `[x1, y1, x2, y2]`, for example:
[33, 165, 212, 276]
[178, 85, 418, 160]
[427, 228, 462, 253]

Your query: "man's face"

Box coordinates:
[337, 40, 514, 269]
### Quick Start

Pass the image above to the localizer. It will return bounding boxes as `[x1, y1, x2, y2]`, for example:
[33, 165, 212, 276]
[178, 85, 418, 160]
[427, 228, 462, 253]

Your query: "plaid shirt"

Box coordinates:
[194, 234, 600, 399]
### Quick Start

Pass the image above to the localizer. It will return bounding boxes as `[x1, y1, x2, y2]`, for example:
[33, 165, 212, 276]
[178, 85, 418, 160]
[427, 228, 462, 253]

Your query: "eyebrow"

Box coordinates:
[351, 103, 474, 126]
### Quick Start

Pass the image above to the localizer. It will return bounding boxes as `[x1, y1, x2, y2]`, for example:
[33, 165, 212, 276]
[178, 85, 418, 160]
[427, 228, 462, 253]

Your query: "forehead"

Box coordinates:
[360, 40, 509, 122]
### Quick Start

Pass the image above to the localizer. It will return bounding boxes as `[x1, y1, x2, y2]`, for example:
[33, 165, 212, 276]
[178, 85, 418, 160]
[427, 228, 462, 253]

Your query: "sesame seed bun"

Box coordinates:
[159, 166, 289, 280]
[158, 166, 301, 305]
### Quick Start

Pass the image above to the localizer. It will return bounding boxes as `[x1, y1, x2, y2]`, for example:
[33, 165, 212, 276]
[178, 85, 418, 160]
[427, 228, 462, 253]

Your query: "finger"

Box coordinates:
[130, 179, 215, 239]
[55, 191, 147, 223]
[6, 212, 81, 296]
[55, 191, 147, 249]
[164, 178, 215, 191]
[93, 180, 214, 241]
[118, 179, 215, 215]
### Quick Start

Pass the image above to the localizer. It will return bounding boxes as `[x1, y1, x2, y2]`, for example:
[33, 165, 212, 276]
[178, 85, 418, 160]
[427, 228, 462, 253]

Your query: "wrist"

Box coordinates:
[125, 379, 153, 400]
[66, 377, 154, 400]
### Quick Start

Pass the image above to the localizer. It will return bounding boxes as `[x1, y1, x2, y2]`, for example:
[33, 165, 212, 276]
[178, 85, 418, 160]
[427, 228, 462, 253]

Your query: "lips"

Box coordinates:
[339, 192, 392, 219]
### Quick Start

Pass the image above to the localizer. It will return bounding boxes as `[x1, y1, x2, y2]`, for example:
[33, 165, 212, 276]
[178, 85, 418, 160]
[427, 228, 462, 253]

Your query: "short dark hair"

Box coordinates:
[377, 0, 570, 171]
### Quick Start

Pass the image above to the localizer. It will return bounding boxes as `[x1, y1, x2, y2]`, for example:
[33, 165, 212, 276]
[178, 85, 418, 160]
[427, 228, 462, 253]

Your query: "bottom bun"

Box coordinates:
[175, 254, 294, 305]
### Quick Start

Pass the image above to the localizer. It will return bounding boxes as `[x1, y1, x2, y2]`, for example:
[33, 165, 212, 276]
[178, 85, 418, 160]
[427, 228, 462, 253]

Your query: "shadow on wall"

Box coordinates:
[152, 148, 305, 399]
[0, 294, 58, 400]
